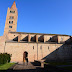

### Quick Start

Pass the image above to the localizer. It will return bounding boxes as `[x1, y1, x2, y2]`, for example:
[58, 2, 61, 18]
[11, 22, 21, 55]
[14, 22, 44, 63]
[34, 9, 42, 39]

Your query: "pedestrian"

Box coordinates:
[26, 58, 28, 65]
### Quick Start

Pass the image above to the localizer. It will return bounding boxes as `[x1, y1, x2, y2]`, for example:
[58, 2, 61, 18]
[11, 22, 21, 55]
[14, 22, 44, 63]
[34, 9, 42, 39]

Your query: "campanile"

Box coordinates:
[4, 1, 18, 35]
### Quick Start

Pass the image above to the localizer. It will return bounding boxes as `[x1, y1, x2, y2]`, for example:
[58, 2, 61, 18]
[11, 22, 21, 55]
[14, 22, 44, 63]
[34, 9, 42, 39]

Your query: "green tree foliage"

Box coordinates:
[0, 53, 11, 64]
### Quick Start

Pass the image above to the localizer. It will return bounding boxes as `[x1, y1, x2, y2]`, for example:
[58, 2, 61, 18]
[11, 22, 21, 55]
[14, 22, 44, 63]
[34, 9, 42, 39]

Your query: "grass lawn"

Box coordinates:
[0, 63, 15, 70]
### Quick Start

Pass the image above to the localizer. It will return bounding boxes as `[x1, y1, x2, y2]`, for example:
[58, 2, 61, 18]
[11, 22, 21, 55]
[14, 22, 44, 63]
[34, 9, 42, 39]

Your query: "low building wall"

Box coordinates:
[0, 36, 5, 53]
[5, 42, 72, 62]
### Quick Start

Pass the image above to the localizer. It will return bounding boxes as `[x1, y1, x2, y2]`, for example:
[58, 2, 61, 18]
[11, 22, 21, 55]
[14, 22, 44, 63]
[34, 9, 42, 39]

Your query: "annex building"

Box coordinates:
[0, 1, 72, 62]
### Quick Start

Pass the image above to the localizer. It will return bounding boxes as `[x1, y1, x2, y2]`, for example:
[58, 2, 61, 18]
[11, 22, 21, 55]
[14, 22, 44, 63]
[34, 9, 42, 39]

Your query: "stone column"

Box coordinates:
[36, 35, 38, 43]
[44, 35, 46, 43]
[28, 34, 31, 42]
[18, 34, 21, 42]
[57, 36, 60, 43]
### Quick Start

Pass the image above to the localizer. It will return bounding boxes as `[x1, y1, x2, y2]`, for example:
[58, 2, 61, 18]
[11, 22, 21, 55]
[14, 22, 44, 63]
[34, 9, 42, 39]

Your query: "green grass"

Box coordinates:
[0, 63, 15, 70]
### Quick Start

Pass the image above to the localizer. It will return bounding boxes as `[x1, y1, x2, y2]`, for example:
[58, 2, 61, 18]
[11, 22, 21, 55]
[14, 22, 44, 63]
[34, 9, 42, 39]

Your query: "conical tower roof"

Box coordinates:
[11, 1, 16, 9]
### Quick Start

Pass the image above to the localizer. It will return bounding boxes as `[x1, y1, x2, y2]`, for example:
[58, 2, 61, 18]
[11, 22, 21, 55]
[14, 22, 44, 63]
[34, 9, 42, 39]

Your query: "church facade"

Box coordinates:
[0, 1, 72, 62]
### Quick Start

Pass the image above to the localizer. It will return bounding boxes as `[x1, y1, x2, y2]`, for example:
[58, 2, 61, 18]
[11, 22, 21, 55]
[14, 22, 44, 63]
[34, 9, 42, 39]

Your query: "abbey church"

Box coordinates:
[0, 1, 72, 62]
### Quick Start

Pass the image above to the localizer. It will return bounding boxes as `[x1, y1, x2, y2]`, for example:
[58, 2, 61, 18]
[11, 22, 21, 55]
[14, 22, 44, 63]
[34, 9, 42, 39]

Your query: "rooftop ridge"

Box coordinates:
[9, 32, 71, 36]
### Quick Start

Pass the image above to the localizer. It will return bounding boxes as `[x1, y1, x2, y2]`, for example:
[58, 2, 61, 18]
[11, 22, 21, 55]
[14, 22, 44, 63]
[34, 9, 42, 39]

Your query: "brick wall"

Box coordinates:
[5, 42, 72, 62]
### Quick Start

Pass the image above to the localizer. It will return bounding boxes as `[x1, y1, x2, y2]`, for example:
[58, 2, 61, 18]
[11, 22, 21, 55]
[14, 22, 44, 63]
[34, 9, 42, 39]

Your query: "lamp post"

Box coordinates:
[36, 35, 38, 60]
[4, 41, 6, 53]
[4, 33, 7, 53]
[37, 42, 39, 60]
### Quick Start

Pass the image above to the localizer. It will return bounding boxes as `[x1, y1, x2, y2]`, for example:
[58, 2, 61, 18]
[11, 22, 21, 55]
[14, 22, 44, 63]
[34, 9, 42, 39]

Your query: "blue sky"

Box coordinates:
[0, 0, 72, 36]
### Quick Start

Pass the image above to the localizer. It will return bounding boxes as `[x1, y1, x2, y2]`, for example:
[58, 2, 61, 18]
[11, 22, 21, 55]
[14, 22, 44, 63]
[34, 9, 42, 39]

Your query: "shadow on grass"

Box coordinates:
[0, 63, 70, 72]
[0, 66, 71, 72]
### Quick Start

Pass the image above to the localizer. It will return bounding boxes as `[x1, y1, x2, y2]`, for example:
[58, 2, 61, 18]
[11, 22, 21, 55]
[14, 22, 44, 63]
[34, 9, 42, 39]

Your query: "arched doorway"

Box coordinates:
[23, 51, 28, 62]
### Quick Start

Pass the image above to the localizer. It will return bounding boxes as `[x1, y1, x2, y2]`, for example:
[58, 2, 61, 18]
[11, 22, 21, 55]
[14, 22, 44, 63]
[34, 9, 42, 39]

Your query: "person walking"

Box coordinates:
[23, 51, 28, 65]
[26, 58, 28, 65]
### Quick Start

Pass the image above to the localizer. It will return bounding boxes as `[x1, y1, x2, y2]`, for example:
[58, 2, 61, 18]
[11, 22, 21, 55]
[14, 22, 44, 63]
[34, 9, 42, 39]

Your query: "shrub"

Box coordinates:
[0, 53, 11, 64]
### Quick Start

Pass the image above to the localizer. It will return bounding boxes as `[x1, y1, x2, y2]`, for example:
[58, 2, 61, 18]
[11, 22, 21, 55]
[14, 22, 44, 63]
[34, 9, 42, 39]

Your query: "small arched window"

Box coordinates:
[10, 11, 15, 13]
[9, 26, 12, 28]
[9, 21, 13, 24]
[40, 46, 42, 49]
[61, 37, 63, 41]
[48, 46, 49, 49]
[33, 46, 34, 50]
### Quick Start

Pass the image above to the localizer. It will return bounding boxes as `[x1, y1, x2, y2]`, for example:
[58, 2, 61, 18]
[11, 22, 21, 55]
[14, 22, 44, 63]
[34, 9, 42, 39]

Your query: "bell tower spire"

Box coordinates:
[4, 1, 18, 35]
[11, 1, 16, 9]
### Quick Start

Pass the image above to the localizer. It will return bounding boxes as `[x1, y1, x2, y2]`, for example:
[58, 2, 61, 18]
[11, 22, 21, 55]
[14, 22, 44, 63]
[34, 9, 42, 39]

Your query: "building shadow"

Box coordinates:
[13, 36, 18, 41]
[0, 67, 69, 72]
[31, 61, 41, 66]
[21, 36, 28, 41]
[46, 35, 58, 44]
[0, 65, 70, 72]
[3, 36, 72, 72]
[31, 35, 36, 42]
[38, 35, 44, 42]
[42, 37, 72, 62]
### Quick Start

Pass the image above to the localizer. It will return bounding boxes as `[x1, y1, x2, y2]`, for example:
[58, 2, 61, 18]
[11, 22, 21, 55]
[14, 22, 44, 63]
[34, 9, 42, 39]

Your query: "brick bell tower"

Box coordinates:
[4, 1, 18, 35]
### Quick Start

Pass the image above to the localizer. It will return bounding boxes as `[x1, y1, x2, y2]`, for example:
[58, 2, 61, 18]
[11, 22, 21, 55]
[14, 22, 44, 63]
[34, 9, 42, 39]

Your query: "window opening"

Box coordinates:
[9, 26, 12, 28]
[10, 11, 15, 13]
[9, 21, 13, 24]
[33, 46, 34, 49]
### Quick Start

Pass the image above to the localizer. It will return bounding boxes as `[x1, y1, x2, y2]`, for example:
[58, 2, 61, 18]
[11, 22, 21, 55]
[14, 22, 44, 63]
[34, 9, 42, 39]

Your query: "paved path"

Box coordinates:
[7, 62, 71, 72]
[13, 62, 36, 70]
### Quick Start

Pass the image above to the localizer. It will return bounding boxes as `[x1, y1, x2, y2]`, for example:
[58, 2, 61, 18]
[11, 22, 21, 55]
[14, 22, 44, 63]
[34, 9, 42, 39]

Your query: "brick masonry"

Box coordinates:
[0, 1, 72, 63]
